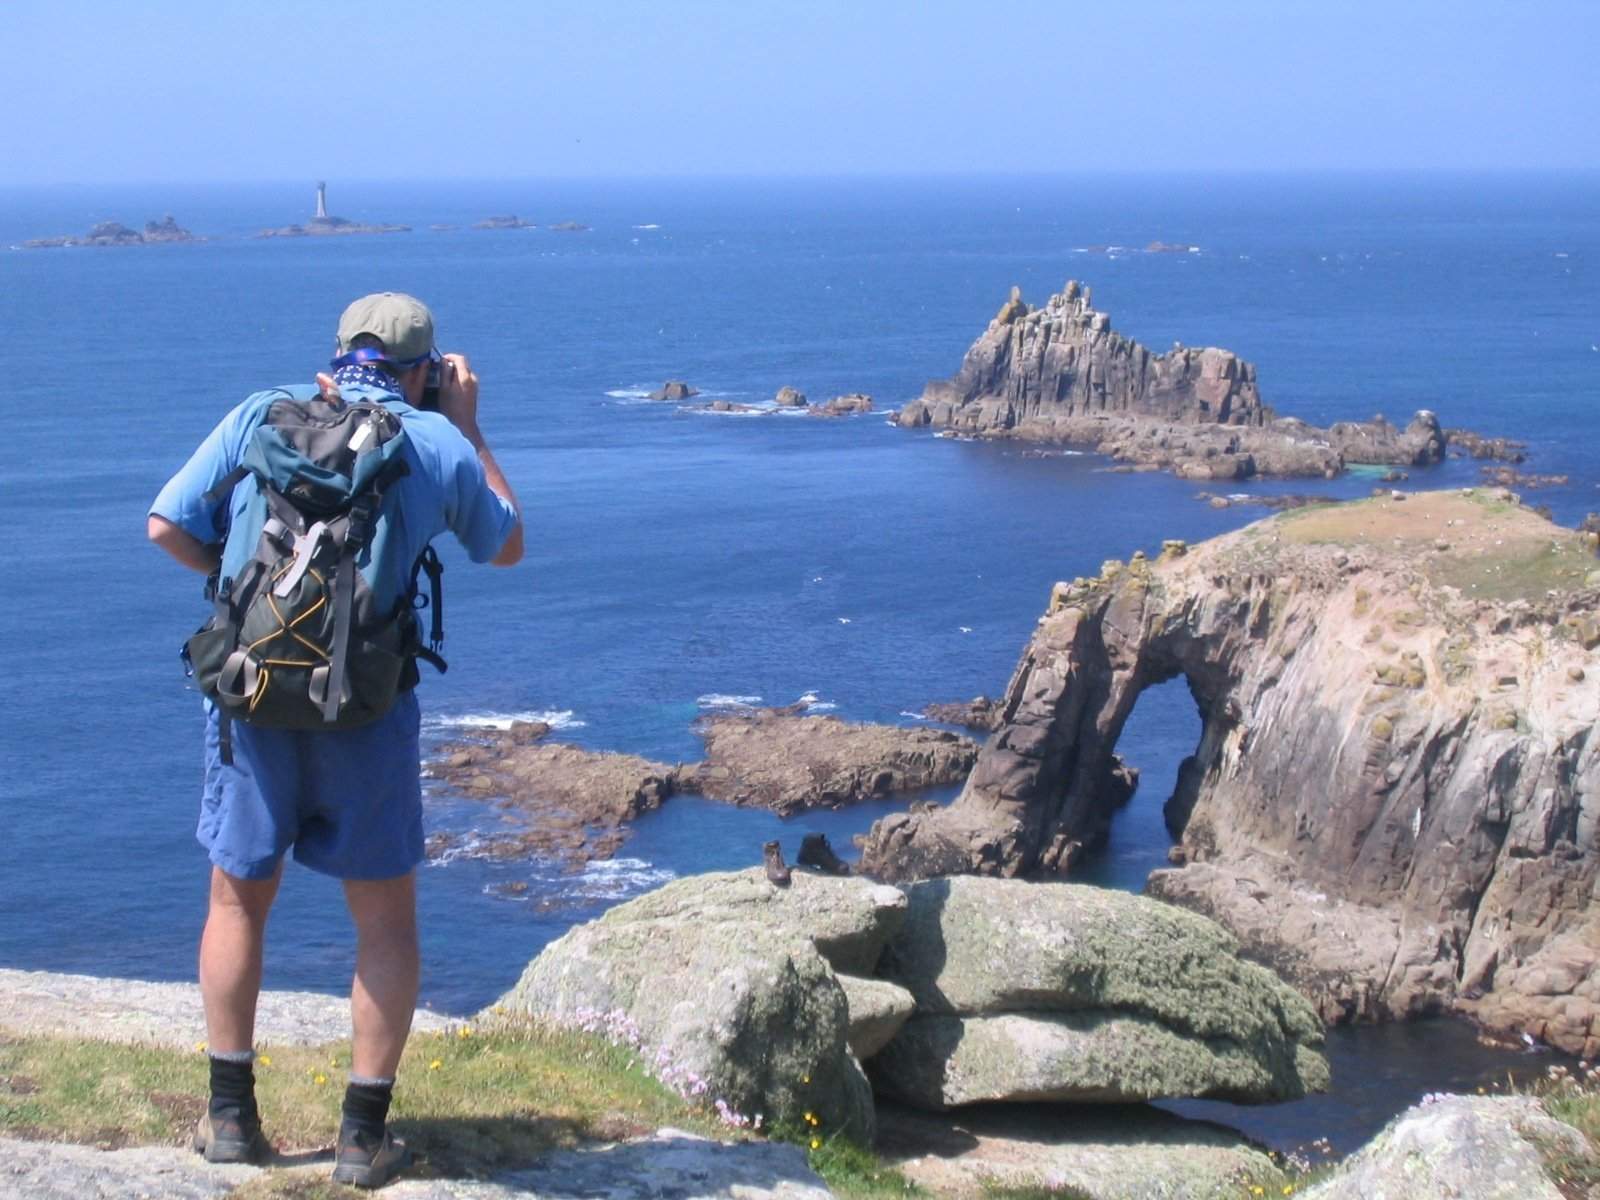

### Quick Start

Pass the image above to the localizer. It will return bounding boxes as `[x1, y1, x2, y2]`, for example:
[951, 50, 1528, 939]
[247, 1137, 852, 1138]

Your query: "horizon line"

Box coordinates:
[5, 165, 1599, 191]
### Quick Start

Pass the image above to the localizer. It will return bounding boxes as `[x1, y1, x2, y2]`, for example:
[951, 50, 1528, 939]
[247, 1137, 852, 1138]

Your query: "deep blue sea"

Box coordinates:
[2, 173, 1595, 1152]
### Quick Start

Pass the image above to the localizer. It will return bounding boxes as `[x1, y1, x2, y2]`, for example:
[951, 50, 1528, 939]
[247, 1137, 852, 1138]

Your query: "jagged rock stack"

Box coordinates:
[896, 282, 1448, 479]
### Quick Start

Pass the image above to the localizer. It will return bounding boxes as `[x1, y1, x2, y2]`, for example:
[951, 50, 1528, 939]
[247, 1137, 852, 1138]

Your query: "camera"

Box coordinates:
[421, 357, 445, 411]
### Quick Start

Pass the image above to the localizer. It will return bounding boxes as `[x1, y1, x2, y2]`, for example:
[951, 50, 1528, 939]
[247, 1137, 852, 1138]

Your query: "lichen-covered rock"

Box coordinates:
[494, 870, 903, 1140]
[861, 491, 1600, 1056]
[880, 1101, 1288, 1200]
[872, 1011, 1324, 1108]
[1301, 1094, 1586, 1200]
[836, 975, 916, 1060]
[868, 878, 1327, 1108]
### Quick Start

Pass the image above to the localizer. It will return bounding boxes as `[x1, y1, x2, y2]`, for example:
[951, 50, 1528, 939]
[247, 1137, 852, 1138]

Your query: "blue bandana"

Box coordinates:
[332, 363, 403, 395]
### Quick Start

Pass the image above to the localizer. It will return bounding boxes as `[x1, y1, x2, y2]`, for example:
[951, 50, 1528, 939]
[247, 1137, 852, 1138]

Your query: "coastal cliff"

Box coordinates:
[895, 282, 1447, 479]
[860, 490, 1599, 1056]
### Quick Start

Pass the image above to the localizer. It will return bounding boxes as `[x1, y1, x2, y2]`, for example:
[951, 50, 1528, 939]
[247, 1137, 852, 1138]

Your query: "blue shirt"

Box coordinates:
[150, 382, 518, 607]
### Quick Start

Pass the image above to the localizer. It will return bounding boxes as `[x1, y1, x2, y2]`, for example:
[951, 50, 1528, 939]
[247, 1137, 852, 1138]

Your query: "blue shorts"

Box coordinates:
[199, 692, 424, 881]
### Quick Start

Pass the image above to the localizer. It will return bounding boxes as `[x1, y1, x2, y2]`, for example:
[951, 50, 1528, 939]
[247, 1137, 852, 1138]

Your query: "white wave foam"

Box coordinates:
[427, 709, 586, 732]
[899, 710, 929, 721]
[697, 693, 762, 709]
[795, 691, 837, 713]
[604, 387, 655, 400]
[633, 223, 661, 230]
[574, 857, 677, 899]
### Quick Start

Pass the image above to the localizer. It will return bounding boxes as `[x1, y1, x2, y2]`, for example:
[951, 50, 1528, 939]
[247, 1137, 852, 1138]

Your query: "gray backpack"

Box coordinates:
[183, 386, 444, 761]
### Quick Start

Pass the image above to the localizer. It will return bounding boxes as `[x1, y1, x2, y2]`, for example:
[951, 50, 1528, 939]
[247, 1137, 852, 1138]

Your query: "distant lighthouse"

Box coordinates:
[315, 181, 328, 220]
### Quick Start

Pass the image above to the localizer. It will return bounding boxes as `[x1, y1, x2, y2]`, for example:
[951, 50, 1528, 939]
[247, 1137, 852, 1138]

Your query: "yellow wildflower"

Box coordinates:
[313, 1073, 327, 1086]
[809, 1137, 821, 1150]
[1283, 1187, 1295, 1196]
[1251, 1189, 1264, 1196]
[429, 1059, 443, 1071]
[258, 1055, 272, 1067]
[803, 1112, 815, 1124]
[801, 1075, 810, 1085]
[457, 1027, 472, 1039]
[194, 1042, 207, 1053]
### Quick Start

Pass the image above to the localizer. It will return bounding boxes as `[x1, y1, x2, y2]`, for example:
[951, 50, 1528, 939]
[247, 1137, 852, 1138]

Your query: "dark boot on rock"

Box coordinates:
[798, 832, 851, 875]
[762, 840, 792, 886]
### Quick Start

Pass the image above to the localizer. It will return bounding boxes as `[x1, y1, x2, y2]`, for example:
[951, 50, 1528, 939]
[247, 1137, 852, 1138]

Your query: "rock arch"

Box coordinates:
[861, 495, 1600, 1058]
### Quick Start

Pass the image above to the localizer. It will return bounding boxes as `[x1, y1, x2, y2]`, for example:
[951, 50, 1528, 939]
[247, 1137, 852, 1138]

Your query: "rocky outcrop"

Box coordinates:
[860, 490, 1600, 1057]
[774, 386, 809, 408]
[815, 393, 874, 417]
[0, 1129, 830, 1200]
[496, 871, 901, 1141]
[500, 871, 1327, 1143]
[0, 967, 450, 1047]
[1301, 1094, 1586, 1200]
[921, 696, 1003, 731]
[868, 878, 1327, 1108]
[649, 380, 699, 401]
[473, 214, 536, 229]
[1448, 428, 1528, 463]
[430, 710, 978, 868]
[425, 725, 680, 865]
[686, 708, 977, 816]
[878, 1102, 1287, 1200]
[25, 216, 199, 248]
[258, 215, 410, 237]
[895, 282, 1451, 478]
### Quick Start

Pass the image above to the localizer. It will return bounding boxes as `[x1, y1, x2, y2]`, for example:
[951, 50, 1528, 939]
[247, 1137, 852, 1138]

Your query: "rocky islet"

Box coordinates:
[894, 281, 1461, 481]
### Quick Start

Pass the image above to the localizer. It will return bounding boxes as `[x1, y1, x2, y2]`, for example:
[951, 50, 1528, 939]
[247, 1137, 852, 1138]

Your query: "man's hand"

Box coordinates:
[437, 353, 481, 441]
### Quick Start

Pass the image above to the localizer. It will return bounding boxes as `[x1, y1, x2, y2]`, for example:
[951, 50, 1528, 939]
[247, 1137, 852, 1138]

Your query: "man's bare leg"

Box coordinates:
[345, 872, 419, 1079]
[199, 864, 283, 1053]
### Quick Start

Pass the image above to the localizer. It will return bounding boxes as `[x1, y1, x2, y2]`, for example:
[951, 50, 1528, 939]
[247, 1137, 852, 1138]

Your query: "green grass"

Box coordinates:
[0, 1021, 711, 1189]
[0, 1023, 920, 1198]
[1533, 1062, 1600, 1198]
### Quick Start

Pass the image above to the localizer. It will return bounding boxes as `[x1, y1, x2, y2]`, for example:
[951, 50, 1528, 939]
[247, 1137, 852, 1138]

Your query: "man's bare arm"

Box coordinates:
[148, 514, 221, 574]
[437, 353, 524, 567]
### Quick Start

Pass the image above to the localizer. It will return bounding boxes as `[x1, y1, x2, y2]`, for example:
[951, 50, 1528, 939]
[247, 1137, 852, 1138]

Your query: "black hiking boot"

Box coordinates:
[331, 1124, 412, 1189]
[798, 832, 851, 875]
[193, 1109, 273, 1165]
[762, 840, 792, 886]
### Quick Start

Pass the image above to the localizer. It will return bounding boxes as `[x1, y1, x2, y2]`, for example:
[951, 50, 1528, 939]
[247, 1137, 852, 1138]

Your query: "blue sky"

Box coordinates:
[6, 0, 1596, 183]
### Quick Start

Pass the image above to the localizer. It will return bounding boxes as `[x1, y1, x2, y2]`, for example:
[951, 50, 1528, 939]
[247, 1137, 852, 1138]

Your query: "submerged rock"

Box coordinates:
[861, 490, 1600, 1057]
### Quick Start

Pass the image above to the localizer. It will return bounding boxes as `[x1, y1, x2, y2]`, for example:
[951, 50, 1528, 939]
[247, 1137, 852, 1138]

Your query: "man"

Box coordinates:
[148, 293, 522, 1188]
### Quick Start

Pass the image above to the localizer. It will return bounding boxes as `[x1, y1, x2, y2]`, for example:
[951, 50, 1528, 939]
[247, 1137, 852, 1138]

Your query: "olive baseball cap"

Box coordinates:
[335, 292, 435, 362]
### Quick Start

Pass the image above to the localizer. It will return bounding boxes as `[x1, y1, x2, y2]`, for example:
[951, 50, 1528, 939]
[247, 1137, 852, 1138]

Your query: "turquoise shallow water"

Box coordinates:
[1, 172, 1594, 1151]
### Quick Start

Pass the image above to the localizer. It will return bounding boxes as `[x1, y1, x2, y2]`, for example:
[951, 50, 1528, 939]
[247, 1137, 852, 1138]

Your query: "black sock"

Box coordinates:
[208, 1054, 258, 1123]
[341, 1079, 394, 1142]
